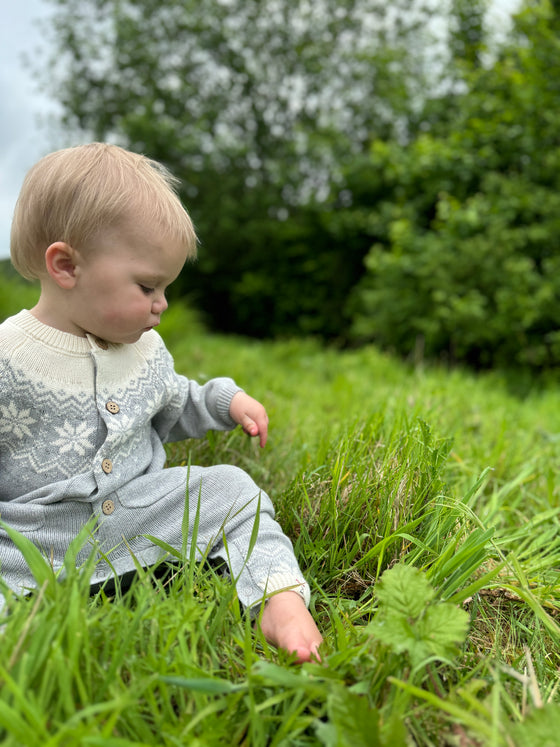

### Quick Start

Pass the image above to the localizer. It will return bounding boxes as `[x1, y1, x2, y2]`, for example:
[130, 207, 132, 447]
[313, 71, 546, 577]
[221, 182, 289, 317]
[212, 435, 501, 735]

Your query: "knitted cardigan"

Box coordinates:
[0, 310, 309, 608]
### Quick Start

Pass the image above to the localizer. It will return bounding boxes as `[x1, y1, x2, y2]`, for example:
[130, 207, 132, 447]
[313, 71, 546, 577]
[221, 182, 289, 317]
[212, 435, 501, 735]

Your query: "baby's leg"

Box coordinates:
[95, 465, 323, 661]
[258, 590, 323, 663]
[185, 465, 322, 659]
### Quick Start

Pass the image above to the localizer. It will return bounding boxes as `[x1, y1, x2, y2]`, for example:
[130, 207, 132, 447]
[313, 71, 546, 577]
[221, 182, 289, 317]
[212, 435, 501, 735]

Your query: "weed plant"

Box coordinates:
[0, 286, 559, 744]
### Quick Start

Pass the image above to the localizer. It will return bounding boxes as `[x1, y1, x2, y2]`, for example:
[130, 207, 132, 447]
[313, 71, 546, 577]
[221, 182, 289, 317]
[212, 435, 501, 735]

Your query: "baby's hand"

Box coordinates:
[229, 391, 269, 448]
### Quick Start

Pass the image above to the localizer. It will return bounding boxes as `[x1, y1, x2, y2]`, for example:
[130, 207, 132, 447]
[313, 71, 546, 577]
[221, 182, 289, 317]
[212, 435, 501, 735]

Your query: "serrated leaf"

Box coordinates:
[416, 604, 470, 662]
[368, 612, 418, 654]
[375, 563, 434, 617]
[369, 564, 470, 667]
[420, 604, 469, 649]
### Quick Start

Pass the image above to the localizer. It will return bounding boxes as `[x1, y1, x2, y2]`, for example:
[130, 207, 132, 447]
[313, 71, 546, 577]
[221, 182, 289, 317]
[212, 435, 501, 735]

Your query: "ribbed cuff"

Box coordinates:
[248, 572, 311, 611]
[215, 380, 243, 425]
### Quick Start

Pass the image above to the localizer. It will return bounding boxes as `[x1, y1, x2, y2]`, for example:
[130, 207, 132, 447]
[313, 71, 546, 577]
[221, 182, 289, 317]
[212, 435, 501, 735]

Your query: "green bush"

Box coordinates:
[349, 168, 560, 368]
[0, 261, 39, 322]
[347, 2, 560, 370]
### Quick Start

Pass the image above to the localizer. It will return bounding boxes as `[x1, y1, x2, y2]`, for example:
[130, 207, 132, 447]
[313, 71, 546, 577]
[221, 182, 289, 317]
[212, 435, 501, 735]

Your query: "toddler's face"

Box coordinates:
[69, 220, 188, 344]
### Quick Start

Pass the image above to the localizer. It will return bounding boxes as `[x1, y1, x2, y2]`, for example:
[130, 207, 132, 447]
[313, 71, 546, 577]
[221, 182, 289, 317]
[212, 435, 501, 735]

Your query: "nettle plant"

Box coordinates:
[368, 563, 470, 672]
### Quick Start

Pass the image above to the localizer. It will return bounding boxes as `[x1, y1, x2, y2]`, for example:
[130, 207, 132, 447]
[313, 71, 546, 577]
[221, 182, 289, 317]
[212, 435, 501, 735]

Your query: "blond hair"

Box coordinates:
[10, 143, 197, 279]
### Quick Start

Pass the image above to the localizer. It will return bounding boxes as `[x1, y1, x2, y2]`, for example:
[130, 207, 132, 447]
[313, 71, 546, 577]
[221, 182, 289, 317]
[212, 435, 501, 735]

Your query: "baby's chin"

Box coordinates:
[103, 332, 146, 345]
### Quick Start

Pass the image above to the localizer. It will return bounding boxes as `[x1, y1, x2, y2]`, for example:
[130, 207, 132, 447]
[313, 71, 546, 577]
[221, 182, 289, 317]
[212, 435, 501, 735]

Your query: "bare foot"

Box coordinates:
[258, 590, 323, 663]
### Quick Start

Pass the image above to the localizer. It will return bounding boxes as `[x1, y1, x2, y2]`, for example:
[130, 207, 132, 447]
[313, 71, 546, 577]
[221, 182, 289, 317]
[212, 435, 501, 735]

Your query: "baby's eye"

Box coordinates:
[139, 284, 154, 295]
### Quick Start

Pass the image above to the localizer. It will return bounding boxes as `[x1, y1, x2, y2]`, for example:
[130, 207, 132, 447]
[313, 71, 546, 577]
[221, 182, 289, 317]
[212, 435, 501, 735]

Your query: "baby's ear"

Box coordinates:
[45, 242, 78, 289]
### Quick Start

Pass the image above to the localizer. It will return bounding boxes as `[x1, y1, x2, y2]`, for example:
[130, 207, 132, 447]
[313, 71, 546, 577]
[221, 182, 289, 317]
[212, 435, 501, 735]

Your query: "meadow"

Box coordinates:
[0, 292, 559, 745]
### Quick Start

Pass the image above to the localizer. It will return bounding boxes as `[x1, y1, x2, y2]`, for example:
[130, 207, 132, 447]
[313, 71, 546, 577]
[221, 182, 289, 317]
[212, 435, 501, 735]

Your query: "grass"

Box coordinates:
[1, 292, 560, 744]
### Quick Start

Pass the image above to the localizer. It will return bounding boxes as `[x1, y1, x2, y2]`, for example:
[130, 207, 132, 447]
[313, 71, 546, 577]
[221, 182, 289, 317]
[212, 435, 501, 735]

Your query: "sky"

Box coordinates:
[0, 0, 67, 260]
[0, 0, 521, 262]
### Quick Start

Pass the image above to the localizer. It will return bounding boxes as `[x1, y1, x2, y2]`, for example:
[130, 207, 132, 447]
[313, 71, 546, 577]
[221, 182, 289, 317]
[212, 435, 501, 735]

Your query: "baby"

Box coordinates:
[0, 142, 322, 662]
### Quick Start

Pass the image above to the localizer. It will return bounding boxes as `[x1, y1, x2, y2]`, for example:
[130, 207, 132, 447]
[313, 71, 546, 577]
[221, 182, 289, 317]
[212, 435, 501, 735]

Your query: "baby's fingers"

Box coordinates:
[242, 414, 268, 447]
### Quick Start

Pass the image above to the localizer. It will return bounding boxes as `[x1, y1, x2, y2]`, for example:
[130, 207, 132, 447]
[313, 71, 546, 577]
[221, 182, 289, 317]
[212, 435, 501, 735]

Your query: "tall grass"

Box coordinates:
[1, 287, 559, 744]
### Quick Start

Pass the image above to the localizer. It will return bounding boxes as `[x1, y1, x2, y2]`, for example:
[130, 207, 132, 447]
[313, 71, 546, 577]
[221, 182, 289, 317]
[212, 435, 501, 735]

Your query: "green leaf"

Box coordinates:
[417, 604, 470, 661]
[159, 676, 245, 694]
[369, 563, 470, 666]
[368, 612, 419, 655]
[250, 661, 325, 694]
[142, 535, 182, 561]
[374, 563, 434, 617]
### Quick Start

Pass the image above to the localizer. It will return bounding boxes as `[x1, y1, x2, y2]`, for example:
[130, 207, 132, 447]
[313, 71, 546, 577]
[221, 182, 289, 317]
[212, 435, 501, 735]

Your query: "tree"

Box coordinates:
[40, 0, 440, 336]
[348, 0, 560, 369]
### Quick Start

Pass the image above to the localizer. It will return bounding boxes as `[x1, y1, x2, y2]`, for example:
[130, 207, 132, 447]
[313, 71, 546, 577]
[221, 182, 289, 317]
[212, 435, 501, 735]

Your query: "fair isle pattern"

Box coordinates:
[0, 363, 98, 485]
[0, 400, 36, 439]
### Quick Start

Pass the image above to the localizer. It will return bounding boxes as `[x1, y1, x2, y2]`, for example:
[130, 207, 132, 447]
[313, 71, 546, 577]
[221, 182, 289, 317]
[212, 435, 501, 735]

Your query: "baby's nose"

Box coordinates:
[153, 294, 168, 314]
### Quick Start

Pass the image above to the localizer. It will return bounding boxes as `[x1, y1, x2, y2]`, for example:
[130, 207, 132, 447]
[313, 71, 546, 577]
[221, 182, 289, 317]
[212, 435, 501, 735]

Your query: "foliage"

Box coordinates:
[348, 0, 560, 369]
[33, 1, 560, 370]
[0, 262, 39, 321]
[47, 0, 437, 168]
[39, 0, 443, 338]
[368, 563, 470, 669]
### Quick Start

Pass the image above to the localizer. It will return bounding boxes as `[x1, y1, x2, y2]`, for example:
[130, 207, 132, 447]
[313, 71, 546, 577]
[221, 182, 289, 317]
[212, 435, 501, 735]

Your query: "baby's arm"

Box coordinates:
[229, 391, 269, 448]
[154, 335, 268, 443]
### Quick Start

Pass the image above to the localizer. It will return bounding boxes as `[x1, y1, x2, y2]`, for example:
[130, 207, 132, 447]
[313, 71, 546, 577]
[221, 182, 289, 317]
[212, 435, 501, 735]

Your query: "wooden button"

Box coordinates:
[106, 401, 120, 414]
[101, 458, 113, 474]
[102, 499, 115, 515]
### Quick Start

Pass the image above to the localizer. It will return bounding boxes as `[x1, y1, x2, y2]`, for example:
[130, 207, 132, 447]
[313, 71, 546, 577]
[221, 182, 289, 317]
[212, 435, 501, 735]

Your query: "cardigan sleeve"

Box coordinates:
[147, 334, 243, 443]
[158, 375, 242, 443]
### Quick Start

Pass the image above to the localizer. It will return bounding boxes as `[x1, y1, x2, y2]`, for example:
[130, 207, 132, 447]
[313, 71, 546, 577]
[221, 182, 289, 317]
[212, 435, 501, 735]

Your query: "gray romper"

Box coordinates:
[0, 310, 309, 609]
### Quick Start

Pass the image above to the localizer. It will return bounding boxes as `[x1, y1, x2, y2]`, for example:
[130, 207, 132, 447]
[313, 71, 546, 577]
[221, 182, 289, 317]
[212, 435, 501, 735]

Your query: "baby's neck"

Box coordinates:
[31, 293, 87, 338]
